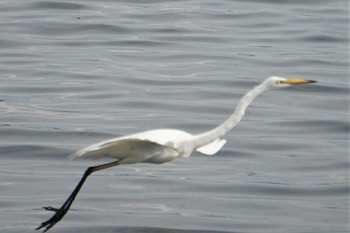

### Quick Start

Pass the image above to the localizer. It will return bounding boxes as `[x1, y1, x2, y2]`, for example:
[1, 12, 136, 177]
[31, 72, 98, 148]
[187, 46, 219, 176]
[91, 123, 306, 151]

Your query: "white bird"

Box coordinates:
[36, 76, 316, 232]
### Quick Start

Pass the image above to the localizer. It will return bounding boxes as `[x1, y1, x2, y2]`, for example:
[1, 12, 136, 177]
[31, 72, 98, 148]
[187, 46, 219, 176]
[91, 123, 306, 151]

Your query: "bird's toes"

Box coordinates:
[36, 221, 49, 231]
[43, 206, 59, 212]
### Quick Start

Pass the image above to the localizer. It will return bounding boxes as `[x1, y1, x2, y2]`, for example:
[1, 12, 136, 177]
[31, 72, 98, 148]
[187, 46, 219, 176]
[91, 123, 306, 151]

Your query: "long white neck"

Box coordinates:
[191, 81, 269, 149]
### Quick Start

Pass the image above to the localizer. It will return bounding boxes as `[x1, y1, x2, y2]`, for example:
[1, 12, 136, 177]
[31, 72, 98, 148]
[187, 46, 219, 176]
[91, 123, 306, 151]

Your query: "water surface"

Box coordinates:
[0, 1, 348, 233]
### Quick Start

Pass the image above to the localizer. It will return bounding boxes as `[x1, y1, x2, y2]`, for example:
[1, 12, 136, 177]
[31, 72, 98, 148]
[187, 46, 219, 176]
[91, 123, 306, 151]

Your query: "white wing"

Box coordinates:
[68, 129, 194, 162]
[196, 138, 226, 155]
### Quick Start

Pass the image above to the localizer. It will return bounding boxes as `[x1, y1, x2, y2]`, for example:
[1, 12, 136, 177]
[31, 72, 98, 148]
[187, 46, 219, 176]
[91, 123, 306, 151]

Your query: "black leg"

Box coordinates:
[36, 160, 120, 232]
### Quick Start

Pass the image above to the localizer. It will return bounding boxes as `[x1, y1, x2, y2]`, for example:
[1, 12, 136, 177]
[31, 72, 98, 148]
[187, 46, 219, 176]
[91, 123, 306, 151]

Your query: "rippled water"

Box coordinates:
[0, 1, 348, 233]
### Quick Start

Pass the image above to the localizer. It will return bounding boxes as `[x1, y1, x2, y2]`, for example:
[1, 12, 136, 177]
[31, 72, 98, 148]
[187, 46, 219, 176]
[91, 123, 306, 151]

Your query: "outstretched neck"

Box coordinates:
[191, 81, 268, 149]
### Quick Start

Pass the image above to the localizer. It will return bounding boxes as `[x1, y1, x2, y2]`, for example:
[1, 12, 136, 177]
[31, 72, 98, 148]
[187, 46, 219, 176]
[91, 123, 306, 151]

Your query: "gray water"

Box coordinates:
[0, 1, 348, 233]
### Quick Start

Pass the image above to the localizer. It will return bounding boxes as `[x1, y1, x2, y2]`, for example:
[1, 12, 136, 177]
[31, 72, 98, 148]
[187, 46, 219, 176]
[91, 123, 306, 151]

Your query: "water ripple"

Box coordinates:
[0, 0, 347, 232]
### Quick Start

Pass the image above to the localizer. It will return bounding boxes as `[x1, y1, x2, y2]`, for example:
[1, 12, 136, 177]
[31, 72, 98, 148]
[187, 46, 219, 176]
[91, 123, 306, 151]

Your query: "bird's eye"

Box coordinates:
[276, 80, 281, 85]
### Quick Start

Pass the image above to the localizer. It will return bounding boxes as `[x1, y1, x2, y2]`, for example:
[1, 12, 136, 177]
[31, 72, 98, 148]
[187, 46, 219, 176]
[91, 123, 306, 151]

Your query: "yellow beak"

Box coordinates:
[283, 79, 317, 85]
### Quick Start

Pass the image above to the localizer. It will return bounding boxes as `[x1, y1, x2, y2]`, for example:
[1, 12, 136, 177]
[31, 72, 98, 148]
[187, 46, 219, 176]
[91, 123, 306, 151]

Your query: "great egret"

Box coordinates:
[36, 76, 315, 232]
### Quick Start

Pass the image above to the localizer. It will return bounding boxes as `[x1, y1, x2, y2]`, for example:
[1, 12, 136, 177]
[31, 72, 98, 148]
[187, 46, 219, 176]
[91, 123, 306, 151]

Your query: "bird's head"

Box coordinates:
[265, 76, 316, 89]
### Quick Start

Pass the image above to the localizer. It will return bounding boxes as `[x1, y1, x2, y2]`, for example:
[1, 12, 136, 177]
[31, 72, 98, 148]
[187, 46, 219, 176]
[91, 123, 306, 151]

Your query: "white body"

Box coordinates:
[69, 129, 226, 164]
[68, 77, 314, 165]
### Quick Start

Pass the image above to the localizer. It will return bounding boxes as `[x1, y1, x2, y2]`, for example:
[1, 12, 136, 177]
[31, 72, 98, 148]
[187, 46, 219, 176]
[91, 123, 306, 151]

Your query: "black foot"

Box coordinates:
[36, 206, 67, 232]
[36, 161, 120, 232]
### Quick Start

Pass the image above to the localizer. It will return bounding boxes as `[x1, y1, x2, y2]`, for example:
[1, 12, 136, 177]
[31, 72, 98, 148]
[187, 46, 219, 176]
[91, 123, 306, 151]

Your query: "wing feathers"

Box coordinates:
[196, 139, 226, 155]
